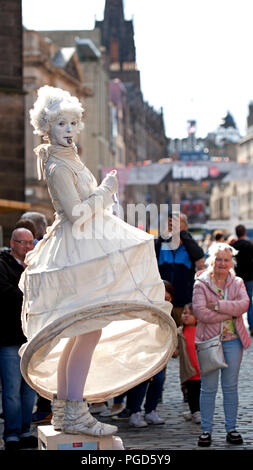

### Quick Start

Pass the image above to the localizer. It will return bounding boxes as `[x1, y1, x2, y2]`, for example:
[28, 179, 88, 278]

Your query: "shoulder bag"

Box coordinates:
[195, 322, 228, 376]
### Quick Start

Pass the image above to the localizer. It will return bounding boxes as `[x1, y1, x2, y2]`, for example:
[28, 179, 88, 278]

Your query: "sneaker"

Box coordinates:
[198, 432, 212, 447]
[182, 411, 192, 421]
[226, 430, 243, 445]
[112, 408, 131, 420]
[32, 410, 52, 424]
[100, 403, 125, 417]
[145, 410, 165, 425]
[5, 440, 20, 451]
[89, 403, 107, 414]
[192, 411, 201, 424]
[129, 412, 148, 428]
[19, 435, 38, 449]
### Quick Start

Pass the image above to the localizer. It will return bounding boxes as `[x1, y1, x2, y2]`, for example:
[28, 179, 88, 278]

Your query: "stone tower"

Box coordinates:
[95, 0, 140, 89]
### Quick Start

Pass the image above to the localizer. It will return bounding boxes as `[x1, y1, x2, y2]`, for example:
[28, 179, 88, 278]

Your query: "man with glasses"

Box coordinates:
[0, 228, 37, 450]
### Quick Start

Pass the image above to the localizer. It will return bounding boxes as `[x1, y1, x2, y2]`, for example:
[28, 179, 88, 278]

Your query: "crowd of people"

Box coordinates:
[1, 207, 252, 450]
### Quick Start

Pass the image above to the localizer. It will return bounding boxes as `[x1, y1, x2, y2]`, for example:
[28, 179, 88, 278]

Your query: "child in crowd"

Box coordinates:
[176, 303, 201, 424]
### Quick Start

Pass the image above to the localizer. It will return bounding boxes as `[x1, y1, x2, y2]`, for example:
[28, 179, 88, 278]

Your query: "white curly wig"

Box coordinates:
[30, 85, 84, 136]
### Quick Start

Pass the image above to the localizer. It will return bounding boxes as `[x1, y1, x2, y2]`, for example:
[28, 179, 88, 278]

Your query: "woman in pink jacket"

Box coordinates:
[192, 242, 250, 448]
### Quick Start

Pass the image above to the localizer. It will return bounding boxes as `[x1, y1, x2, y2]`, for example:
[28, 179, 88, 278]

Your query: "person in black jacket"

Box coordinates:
[155, 213, 205, 327]
[0, 228, 37, 450]
[233, 224, 253, 336]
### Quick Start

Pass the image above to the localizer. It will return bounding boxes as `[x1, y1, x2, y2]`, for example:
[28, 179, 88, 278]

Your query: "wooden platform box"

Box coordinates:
[38, 425, 116, 450]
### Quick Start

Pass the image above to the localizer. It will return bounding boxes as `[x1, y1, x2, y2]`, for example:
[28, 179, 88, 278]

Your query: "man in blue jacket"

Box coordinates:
[155, 214, 205, 327]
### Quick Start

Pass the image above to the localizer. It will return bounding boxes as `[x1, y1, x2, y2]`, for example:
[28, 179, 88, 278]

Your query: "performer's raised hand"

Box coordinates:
[101, 170, 118, 194]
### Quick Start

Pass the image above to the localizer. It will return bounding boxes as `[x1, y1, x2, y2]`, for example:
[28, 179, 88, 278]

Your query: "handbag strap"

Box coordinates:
[219, 287, 228, 336]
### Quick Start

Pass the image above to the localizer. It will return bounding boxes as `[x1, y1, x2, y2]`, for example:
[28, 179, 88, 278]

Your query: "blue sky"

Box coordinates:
[22, 0, 253, 139]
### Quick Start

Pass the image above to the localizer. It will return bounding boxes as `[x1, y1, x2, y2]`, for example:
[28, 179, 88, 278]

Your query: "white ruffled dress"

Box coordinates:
[19, 145, 177, 402]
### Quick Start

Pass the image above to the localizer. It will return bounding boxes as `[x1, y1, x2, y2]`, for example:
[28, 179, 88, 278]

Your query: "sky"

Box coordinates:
[22, 0, 253, 139]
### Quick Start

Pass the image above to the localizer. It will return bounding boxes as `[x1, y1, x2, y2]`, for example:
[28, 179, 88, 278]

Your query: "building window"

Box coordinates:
[110, 38, 119, 63]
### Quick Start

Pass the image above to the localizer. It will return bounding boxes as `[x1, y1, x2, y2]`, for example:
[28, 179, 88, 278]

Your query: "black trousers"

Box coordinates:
[36, 394, 51, 412]
[184, 379, 201, 414]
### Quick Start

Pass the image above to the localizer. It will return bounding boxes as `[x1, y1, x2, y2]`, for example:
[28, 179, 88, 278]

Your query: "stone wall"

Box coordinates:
[0, 0, 25, 243]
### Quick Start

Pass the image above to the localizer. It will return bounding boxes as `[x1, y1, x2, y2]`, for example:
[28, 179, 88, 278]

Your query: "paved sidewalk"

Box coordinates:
[0, 333, 253, 452]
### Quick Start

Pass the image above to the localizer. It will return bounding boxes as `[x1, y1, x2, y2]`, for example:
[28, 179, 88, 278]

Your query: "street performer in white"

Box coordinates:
[19, 86, 177, 436]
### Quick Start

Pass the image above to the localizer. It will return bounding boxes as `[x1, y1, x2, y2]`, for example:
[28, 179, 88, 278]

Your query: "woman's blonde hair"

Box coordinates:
[206, 242, 238, 273]
[30, 85, 84, 136]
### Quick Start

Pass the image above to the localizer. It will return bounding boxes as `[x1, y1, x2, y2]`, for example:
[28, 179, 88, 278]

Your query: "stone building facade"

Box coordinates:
[237, 104, 253, 164]
[0, 0, 31, 244]
[209, 179, 253, 223]
[109, 78, 127, 168]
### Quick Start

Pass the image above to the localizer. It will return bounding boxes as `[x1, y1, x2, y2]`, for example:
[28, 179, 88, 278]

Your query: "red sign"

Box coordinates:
[209, 166, 219, 178]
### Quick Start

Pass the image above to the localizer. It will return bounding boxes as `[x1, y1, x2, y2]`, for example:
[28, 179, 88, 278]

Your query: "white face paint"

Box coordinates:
[49, 113, 79, 147]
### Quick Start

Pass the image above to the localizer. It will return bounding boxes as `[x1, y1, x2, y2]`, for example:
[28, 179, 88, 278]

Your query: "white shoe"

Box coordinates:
[63, 400, 118, 436]
[129, 412, 148, 428]
[51, 396, 65, 431]
[89, 403, 107, 414]
[100, 403, 125, 417]
[182, 411, 192, 421]
[145, 410, 165, 425]
[192, 411, 201, 424]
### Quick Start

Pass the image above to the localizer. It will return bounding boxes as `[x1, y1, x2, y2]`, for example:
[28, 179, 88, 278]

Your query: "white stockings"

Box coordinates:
[57, 329, 102, 401]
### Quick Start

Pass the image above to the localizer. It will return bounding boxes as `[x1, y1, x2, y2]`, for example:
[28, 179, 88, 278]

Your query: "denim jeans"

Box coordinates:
[200, 338, 243, 433]
[245, 280, 253, 329]
[0, 345, 36, 442]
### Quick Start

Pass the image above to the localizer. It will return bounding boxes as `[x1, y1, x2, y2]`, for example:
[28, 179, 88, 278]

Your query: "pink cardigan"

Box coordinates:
[192, 270, 250, 349]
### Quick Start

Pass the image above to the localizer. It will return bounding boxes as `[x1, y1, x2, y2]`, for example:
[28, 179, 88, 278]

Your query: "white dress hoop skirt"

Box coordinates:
[19, 154, 177, 402]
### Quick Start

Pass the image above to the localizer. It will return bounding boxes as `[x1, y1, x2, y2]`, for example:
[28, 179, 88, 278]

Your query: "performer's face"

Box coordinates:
[49, 113, 79, 147]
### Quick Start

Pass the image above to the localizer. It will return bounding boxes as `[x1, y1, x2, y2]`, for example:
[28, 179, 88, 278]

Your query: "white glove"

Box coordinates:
[101, 170, 118, 194]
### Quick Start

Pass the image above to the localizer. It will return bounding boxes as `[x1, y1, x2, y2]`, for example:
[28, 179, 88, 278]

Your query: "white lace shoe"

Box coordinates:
[145, 410, 165, 425]
[182, 411, 192, 421]
[100, 403, 125, 417]
[192, 411, 201, 424]
[63, 400, 118, 436]
[51, 396, 65, 431]
[89, 403, 108, 415]
[129, 412, 148, 428]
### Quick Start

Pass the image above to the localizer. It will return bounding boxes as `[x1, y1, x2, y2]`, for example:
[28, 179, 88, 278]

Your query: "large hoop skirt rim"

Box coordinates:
[20, 300, 177, 402]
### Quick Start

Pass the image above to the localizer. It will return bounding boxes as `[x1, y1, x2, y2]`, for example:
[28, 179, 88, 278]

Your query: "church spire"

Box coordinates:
[104, 0, 124, 23]
[96, 0, 136, 67]
[95, 0, 140, 89]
